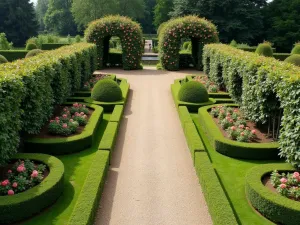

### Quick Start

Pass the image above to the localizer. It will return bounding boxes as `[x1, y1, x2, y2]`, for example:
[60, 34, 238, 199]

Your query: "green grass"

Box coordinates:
[21, 114, 110, 225]
[191, 113, 285, 225]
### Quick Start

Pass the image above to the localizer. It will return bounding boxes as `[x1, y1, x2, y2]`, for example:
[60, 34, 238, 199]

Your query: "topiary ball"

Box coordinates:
[26, 43, 38, 50]
[284, 54, 300, 67]
[255, 43, 273, 57]
[91, 79, 122, 102]
[0, 54, 8, 64]
[291, 45, 300, 55]
[178, 81, 209, 103]
[25, 49, 43, 58]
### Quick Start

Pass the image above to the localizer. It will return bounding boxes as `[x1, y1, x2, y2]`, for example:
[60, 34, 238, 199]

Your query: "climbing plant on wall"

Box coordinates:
[85, 15, 144, 70]
[159, 16, 219, 71]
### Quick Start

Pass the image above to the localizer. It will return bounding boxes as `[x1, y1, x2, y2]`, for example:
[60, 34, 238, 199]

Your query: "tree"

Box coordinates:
[138, 0, 156, 33]
[169, 0, 267, 44]
[36, 0, 49, 31]
[263, 0, 300, 52]
[119, 0, 145, 19]
[153, 0, 173, 29]
[0, 0, 38, 46]
[44, 0, 77, 35]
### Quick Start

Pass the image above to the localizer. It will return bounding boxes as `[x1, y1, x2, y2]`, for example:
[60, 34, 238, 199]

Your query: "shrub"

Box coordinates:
[178, 81, 209, 103]
[284, 54, 300, 67]
[75, 35, 81, 43]
[291, 43, 300, 55]
[91, 79, 122, 102]
[0, 55, 8, 64]
[25, 49, 43, 58]
[85, 15, 143, 70]
[159, 16, 218, 71]
[0, 33, 12, 50]
[26, 43, 38, 50]
[229, 40, 237, 47]
[182, 41, 191, 50]
[255, 43, 273, 57]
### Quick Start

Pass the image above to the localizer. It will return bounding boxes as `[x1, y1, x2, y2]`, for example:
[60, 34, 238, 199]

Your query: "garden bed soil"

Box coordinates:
[27, 105, 94, 139]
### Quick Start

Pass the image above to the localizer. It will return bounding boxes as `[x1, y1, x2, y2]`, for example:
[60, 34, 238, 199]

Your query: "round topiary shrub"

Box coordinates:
[255, 43, 273, 57]
[0, 54, 8, 64]
[284, 54, 300, 66]
[91, 79, 122, 102]
[26, 43, 38, 50]
[178, 81, 209, 103]
[291, 44, 300, 55]
[25, 49, 43, 58]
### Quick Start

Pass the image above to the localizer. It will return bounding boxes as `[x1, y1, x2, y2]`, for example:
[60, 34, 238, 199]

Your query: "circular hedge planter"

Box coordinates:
[0, 153, 64, 224]
[246, 163, 300, 225]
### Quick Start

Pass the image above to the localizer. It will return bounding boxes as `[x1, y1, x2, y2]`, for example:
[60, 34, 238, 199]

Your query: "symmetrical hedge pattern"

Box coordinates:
[203, 44, 300, 167]
[0, 43, 97, 165]
[85, 15, 143, 70]
[159, 16, 219, 71]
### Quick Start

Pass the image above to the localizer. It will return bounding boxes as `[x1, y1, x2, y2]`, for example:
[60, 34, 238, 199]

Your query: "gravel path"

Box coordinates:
[94, 67, 212, 225]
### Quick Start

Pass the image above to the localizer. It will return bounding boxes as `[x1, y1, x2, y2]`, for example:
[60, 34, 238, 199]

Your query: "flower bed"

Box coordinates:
[81, 74, 111, 91]
[0, 153, 64, 224]
[23, 103, 104, 155]
[246, 164, 300, 225]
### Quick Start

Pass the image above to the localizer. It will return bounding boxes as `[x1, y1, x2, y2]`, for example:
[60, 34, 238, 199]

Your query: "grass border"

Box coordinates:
[23, 103, 104, 155]
[245, 163, 300, 225]
[198, 104, 279, 160]
[0, 153, 64, 224]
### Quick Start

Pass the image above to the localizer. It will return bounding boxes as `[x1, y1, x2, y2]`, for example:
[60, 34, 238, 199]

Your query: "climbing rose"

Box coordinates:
[8, 190, 14, 195]
[251, 130, 256, 134]
[17, 166, 25, 173]
[293, 172, 300, 178]
[7, 170, 12, 174]
[1, 180, 9, 186]
[62, 114, 68, 119]
[239, 125, 245, 129]
[62, 123, 68, 129]
[31, 170, 39, 178]
[240, 132, 245, 136]
[231, 126, 236, 131]
[279, 183, 286, 189]
[280, 178, 287, 183]
[12, 182, 18, 188]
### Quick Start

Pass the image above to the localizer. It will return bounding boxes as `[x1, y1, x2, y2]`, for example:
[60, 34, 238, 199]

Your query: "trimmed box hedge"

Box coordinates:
[203, 44, 300, 167]
[198, 104, 279, 160]
[41, 43, 69, 50]
[98, 122, 119, 151]
[0, 50, 28, 61]
[237, 46, 276, 53]
[0, 153, 64, 224]
[68, 150, 110, 225]
[23, 103, 104, 155]
[110, 105, 124, 123]
[246, 163, 300, 225]
[0, 43, 97, 165]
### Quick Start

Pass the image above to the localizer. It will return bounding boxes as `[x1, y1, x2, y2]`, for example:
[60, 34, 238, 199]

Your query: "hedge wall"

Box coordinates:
[0, 50, 28, 61]
[158, 15, 219, 71]
[85, 15, 143, 70]
[0, 43, 97, 165]
[203, 44, 300, 167]
[41, 43, 69, 50]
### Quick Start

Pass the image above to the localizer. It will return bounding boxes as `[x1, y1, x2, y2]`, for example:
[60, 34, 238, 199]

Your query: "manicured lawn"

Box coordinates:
[21, 114, 110, 225]
[191, 113, 287, 225]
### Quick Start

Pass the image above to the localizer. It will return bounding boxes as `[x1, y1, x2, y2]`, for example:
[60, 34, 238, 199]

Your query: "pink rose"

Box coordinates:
[246, 127, 250, 130]
[1, 180, 9, 186]
[279, 183, 286, 189]
[227, 113, 231, 116]
[50, 120, 54, 123]
[231, 126, 236, 131]
[62, 123, 68, 129]
[55, 117, 60, 120]
[8, 190, 14, 195]
[239, 125, 245, 129]
[73, 103, 79, 107]
[251, 130, 256, 135]
[240, 132, 245, 136]
[80, 112, 84, 115]
[17, 166, 25, 173]
[7, 170, 12, 174]
[293, 172, 300, 178]
[12, 182, 18, 188]
[31, 170, 39, 178]
[280, 178, 287, 183]
[62, 114, 68, 119]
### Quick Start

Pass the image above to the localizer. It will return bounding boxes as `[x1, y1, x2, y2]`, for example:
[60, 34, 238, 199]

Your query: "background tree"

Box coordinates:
[263, 0, 300, 52]
[119, 0, 145, 18]
[36, 0, 49, 31]
[153, 0, 173, 29]
[0, 0, 38, 46]
[44, 0, 77, 35]
[138, 0, 156, 33]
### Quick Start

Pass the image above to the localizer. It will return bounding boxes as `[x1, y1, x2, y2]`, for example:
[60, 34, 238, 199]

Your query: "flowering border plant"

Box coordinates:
[82, 74, 109, 91]
[194, 75, 219, 93]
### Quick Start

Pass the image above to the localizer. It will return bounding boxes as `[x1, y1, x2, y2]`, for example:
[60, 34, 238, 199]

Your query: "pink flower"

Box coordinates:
[79, 104, 82, 107]
[31, 170, 39, 178]
[55, 117, 60, 120]
[62, 114, 68, 119]
[80, 112, 84, 116]
[75, 112, 79, 116]
[227, 113, 231, 116]
[7, 170, 12, 174]
[17, 165, 25, 173]
[231, 126, 236, 131]
[239, 125, 245, 129]
[280, 178, 287, 183]
[62, 123, 68, 129]
[63, 108, 68, 112]
[69, 119, 74, 122]
[73, 103, 79, 108]
[12, 182, 18, 188]
[251, 130, 256, 135]
[8, 190, 14, 195]
[245, 127, 250, 130]
[279, 183, 286, 189]
[293, 172, 300, 178]
[240, 132, 245, 136]
[50, 120, 54, 123]
[1, 180, 9, 186]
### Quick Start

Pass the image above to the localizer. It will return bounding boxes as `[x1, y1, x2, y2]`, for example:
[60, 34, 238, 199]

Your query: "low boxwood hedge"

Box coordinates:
[110, 105, 124, 123]
[98, 122, 119, 151]
[0, 50, 28, 61]
[23, 103, 104, 155]
[0, 153, 64, 224]
[68, 150, 110, 225]
[198, 104, 279, 159]
[41, 43, 69, 50]
[246, 163, 300, 225]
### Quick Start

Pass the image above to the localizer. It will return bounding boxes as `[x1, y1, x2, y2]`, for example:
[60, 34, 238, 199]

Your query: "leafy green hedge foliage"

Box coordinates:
[291, 44, 300, 55]
[284, 54, 300, 66]
[255, 43, 273, 57]
[25, 49, 43, 58]
[178, 81, 209, 103]
[203, 44, 300, 167]
[26, 43, 38, 50]
[238, 46, 276, 53]
[246, 164, 300, 225]
[85, 15, 143, 70]
[0, 153, 64, 224]
[41, 43, 69, 50]
[0, 54, 8, 64]
[159, 15, 219, 71]
[0, 43, 97, 165]
[92, 79, 122, 102]
[0, 50, 28, 61]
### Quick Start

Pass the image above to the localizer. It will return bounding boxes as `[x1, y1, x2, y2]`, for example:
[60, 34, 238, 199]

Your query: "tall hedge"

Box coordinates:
[203, 44, 300, 168]
[0, 43, 97, 165]
[85, 15, 143, 70]
[158, 16, 219, 71]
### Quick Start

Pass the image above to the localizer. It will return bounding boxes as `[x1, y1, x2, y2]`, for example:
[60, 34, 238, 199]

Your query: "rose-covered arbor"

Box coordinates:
[85, 15, 144, 70]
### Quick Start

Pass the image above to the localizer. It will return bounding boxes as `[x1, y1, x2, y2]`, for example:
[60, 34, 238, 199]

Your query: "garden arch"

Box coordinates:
[85, 15, 144, 70]
[159, 16, 219, 71]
